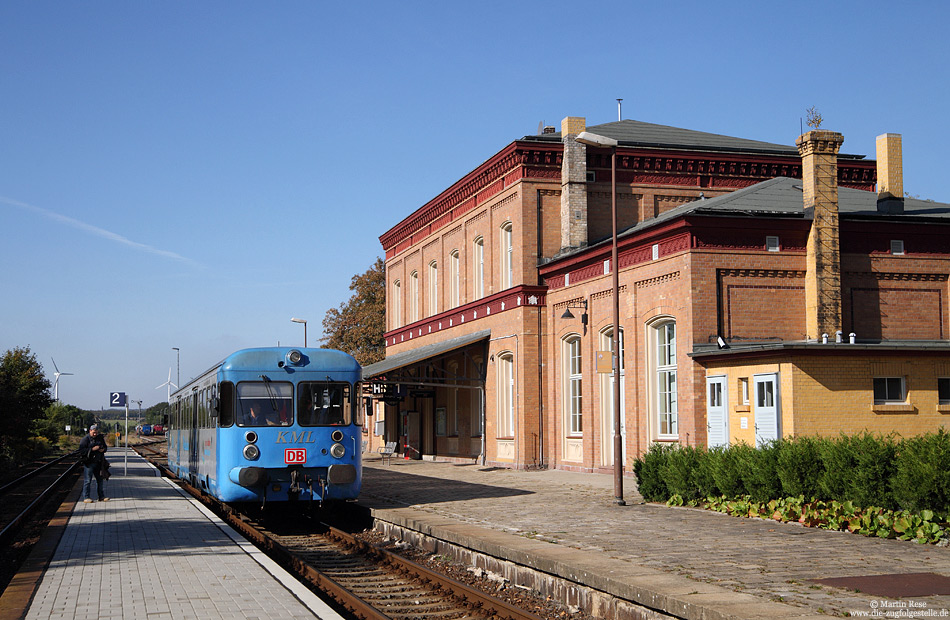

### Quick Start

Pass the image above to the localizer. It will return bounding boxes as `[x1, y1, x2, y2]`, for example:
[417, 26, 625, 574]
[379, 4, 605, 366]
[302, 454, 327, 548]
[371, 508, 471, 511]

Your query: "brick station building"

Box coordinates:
[363, 116, 950, 473]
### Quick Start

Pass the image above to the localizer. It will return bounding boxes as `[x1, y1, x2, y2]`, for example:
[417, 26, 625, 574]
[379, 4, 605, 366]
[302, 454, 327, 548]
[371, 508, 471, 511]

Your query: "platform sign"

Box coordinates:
[285, 448, 307, 464]
[110, 392, 127, 407]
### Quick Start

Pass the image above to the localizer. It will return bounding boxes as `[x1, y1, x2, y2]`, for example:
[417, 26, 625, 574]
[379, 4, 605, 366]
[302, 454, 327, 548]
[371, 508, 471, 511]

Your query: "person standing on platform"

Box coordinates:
[79, 424, 109, 503]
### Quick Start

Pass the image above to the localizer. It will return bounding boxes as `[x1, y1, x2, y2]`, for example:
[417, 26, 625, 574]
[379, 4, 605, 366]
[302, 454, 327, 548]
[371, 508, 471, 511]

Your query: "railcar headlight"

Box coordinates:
[243, 444, 260, 460]
[330, 443, 346, 459]
[288, 349, 303, 364]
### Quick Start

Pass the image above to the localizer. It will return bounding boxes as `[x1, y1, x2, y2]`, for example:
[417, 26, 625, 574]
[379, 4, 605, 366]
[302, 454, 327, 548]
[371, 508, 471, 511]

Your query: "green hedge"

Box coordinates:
[633, 430, 950, 513]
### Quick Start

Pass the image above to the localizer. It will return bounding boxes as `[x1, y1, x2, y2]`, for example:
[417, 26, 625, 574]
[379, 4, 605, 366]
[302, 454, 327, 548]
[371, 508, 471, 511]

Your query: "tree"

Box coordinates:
[321, 257, 386, 366]
[0, 346, 53, 462]
[37, 401, 84, 443]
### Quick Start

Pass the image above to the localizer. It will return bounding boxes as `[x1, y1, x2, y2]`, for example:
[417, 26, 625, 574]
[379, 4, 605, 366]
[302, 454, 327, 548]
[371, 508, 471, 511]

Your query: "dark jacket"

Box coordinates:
[79, 433, 108, 468]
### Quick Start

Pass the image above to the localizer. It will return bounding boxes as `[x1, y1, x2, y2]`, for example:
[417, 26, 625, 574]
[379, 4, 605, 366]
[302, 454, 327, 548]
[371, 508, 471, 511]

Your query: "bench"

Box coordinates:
[377, 441, 397, 465]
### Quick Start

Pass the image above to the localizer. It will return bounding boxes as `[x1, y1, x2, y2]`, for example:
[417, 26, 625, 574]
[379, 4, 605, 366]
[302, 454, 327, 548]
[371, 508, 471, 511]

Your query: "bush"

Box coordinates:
[708, 444, 747, 499]
[892, 429, 950, 513]
[634, 443, 674, 502]
[847, 433, 897, 509]
[776, 436, 824, 499]
[738, 440, 782, 502]
[660, 445, 703, 500]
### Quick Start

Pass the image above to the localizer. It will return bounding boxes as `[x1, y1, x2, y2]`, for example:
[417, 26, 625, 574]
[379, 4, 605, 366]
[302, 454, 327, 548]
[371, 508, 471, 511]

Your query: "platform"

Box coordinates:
[360, 456, 950, 619]
[9, 447, 341, 620]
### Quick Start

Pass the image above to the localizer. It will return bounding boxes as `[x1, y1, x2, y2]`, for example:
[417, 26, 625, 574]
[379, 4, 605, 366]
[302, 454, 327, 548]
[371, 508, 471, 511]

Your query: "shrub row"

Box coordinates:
[632, 430, 950, 513]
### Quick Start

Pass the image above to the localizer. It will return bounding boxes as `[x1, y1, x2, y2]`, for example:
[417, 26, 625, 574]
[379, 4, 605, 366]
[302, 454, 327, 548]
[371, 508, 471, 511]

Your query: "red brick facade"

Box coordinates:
[365, 117, 950, 472]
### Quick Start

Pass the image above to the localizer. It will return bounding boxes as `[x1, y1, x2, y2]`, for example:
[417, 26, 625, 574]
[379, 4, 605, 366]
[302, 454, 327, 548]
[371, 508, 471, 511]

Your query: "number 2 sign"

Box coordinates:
[110, 392, 127, 407]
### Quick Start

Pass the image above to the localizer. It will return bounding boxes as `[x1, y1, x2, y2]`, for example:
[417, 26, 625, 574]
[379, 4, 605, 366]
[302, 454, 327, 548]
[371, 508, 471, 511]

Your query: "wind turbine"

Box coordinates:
[51, 357, 73, 402]
[155, 368, 178, 402]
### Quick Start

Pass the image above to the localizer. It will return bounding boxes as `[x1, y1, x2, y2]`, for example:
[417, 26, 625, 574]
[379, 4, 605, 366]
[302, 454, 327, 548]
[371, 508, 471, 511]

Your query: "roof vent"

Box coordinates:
[543, 125, 557, 134]
[890, 240, 905, 255]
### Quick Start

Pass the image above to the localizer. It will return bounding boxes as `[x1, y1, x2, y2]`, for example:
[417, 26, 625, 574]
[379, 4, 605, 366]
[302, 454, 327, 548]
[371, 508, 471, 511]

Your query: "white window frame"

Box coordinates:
[409, 271, 419, 323]
[496, 352, 514, 438]
[873, 376, 906, 404]
[939, 377, 950, 405]
[473, 236, 484, 299]
[564, 335, 583, 436]
[428, 260, 438, 316]
[651, 319, 678, 439]
[392, 280, 401, 328]
[500, 222, 513, 289]
[449, 249, 460, 308]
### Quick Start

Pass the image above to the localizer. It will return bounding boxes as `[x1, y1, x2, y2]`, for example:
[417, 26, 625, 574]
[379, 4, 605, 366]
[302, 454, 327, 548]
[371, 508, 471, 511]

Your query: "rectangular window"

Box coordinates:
[428, 261, 438, 316]
[501, 223, 513, 289]
[298, 382, 352, 426]
[766, 236, 780, 252]
[568, 338, 582, 435]
[656, 322, 677, 437]
[471, 389, 483, 437]
[739, 377, 749, 405]
[473, 238, 484, 299]
[939, 378, 950, 405]
[449, 251, 460, 308]
[236, 381, 293, 427]
[497, 354, 514, 437]
[873, 377, 905, 403]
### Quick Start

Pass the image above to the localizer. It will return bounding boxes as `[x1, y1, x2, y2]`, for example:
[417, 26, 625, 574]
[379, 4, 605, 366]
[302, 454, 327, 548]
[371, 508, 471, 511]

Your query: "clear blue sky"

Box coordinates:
[2, 1, 947, 411]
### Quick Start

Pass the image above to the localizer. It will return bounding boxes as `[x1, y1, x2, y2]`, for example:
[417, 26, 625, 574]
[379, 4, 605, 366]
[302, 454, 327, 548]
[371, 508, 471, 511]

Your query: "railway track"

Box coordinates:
[0, 452, 80, 547]
[132, 445, 551, 620]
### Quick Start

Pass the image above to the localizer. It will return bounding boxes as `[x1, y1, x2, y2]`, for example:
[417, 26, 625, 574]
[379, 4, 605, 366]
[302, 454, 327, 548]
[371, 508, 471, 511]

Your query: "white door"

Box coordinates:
[609, 373, 627, 466]
[706, 376, 728, 448]
[753, 373, 780, 447]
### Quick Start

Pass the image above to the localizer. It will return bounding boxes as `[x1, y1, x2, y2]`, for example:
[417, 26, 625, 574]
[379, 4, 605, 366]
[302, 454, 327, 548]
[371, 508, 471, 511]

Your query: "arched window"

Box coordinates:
[650, 319, 678, 438]
[599, 326, 625, 465]
[500, 222, 513, 289]
[449, 250, 460, 308]
[563, 335, 582, 436]
[392, 280, 402, 328]
[428, 260, 438, 316]
[473, 236, 484, 299]
[409, 271, 419, 323]
[496, 352, 514, 438]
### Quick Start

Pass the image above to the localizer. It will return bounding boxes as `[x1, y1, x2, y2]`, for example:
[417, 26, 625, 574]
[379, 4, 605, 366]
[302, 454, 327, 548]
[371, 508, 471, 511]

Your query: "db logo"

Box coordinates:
[285, 448, 307, 464]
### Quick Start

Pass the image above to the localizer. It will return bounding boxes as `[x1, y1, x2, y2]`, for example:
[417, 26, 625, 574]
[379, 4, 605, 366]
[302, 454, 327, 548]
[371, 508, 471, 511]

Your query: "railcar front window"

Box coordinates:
[236, 381, 293, 427]
[298, 382, 351, 426]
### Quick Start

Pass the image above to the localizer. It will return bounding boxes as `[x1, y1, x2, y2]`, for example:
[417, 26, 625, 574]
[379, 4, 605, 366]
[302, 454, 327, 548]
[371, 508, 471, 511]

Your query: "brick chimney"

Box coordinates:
[560, 116, 588, 251]
[876, 133, 904, 214]
[796, 130, 844, 341]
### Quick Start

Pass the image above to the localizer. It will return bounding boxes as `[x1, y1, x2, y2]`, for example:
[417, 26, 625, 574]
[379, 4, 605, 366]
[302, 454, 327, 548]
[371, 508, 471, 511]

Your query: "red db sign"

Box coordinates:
[285, 448, 307, 464]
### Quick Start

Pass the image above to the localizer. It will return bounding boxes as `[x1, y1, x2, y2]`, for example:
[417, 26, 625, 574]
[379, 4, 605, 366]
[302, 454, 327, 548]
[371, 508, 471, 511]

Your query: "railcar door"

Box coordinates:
[189, 391, 199, 478]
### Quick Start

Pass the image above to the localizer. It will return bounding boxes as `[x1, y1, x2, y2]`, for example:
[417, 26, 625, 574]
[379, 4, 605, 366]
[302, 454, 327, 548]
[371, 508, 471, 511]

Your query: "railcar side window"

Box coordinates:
[236, 381, 293, 427]
[298, 382, 350, 426]
[218, 382, 234, 427]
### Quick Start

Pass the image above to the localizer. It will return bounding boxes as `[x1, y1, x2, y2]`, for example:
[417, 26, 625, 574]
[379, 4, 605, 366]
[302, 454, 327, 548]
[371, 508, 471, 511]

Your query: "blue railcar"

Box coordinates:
[166, 347, 363, 505]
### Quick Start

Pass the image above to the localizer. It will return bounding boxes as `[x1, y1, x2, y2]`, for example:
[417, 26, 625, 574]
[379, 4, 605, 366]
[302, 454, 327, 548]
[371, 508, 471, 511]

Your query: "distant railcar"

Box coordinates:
[165, 348, 363, 505]
[141, 424, 153, 436]
[152, 424, 164, 435]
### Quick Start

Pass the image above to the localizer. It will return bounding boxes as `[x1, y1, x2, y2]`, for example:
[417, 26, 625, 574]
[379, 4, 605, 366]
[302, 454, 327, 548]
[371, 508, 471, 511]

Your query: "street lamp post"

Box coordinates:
[172, 347, 180, 388]
[575, 131, 625, 506]
[291, 317, 308, 347]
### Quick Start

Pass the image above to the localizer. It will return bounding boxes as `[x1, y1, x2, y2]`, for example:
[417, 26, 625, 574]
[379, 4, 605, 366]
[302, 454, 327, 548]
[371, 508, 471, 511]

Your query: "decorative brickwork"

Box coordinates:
[560, 116, 588, 250]
[797, 130, 845, 340]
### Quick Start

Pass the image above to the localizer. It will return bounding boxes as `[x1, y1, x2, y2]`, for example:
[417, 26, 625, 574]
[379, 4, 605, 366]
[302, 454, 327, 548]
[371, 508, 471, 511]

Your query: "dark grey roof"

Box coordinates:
[640, 176, 949, 231]
[691, 339, 950, 359]
[524, 119, 866, 160]
[363, 330, 490, 378]
[551, 177, 950, 261]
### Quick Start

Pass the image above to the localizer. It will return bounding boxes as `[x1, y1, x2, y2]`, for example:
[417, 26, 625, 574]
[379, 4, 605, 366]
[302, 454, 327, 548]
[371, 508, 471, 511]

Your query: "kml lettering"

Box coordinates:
[276, 431, 315, 444]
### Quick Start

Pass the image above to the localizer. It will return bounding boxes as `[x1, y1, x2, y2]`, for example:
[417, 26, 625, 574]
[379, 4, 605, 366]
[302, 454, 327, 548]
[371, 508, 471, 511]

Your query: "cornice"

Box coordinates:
[384, 285, 548, 346]
[379, 141, 562, 251]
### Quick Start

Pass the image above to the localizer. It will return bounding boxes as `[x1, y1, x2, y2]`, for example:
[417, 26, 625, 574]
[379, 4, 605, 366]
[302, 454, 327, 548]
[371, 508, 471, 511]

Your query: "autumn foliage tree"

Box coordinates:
[0, 346, 53, 463]
[321, 257, 386, 366]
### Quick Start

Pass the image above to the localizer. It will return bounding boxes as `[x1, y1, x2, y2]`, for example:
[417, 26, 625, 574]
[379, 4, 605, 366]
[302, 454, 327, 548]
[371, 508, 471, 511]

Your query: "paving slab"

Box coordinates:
[20, 448, 341, 620]
[361, 456, 950, 619]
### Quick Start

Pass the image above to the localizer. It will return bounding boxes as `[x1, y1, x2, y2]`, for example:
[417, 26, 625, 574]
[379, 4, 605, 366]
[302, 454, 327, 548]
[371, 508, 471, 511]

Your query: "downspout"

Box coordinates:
[537, 189, 545, 468]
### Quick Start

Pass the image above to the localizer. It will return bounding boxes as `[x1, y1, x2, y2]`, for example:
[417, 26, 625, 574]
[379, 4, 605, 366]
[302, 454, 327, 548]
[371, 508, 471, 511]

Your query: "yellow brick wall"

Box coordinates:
[876, 133, 903, 199]
[705, 355, 950, 445]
